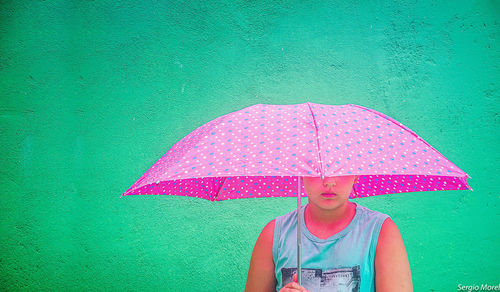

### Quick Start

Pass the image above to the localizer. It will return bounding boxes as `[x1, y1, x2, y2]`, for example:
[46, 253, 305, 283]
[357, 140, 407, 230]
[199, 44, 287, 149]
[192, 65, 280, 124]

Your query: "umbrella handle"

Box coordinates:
[297, 176, 302, 286]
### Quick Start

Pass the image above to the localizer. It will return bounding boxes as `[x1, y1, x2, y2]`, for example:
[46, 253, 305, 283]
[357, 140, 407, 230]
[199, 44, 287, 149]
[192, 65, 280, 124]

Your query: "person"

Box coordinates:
[244, 175, 412, 292]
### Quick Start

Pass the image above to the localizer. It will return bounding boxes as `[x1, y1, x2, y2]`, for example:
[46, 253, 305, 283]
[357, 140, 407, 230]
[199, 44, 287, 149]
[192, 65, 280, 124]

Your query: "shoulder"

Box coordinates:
[375, 217, 413, 291]
[261, 219, 276, 241]
[352, 203, 398, 248]
[245, 219, 277, 291]
[355, 203, 390, 224]
[376, 217, 400, 250]
[252, 219, 276, 262]
[379, 217, 398, 235]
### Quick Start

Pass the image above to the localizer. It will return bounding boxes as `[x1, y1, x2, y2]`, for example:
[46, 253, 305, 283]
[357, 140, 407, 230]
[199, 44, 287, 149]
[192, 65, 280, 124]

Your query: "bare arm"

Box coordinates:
[375, 217, 413, 291]
[245, 219, 277, 292]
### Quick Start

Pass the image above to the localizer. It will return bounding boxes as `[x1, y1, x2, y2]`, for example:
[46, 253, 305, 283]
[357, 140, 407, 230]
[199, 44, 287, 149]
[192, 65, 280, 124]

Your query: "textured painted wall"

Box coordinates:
[1, 0, 498, 291]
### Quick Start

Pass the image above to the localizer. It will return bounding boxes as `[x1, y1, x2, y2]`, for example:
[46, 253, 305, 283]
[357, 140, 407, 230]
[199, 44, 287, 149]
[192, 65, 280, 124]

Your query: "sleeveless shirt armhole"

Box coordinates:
[370, 214, 391, 259]
[272, 216, 281, 267]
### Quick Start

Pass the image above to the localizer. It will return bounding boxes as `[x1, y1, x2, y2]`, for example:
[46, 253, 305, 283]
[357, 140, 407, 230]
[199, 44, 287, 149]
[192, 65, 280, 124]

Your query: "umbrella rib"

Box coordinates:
[215, 177, 227, 201]
[350, 104, 471, 179]
[306, 102, 324, 178]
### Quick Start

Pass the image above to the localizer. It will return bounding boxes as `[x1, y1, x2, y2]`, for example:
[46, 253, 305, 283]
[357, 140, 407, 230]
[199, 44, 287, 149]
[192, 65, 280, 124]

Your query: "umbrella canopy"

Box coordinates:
[121, 102, 472, 199]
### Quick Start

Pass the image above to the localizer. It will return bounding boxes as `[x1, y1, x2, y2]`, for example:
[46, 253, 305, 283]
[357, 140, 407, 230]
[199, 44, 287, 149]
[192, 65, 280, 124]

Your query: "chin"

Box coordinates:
[317, 200, 341, 208]
[318, 198, 348, 206]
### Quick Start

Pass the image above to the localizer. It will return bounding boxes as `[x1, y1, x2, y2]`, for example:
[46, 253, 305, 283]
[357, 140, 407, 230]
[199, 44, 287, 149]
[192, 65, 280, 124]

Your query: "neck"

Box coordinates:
[305, 201, 356, 228]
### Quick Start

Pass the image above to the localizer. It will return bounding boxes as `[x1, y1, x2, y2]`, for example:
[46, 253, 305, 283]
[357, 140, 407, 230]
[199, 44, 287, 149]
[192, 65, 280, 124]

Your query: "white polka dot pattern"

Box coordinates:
[121, 103, 472, 201]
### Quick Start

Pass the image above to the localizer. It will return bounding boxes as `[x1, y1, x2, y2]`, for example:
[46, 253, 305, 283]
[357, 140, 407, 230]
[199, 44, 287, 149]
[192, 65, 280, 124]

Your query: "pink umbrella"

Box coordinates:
[121, 102, 472, 285]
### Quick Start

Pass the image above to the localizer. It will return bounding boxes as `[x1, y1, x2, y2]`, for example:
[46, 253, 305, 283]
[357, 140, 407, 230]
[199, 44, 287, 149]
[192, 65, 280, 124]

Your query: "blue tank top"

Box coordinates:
[272, 202, 390, 292]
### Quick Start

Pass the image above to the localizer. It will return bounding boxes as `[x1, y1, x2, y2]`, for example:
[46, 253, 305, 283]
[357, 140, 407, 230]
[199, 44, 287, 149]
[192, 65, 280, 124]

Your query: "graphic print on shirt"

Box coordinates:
[281, 265, 360, 292]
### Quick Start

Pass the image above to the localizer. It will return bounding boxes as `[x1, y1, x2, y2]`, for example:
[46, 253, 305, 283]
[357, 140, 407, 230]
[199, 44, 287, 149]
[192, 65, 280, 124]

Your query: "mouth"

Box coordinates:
[321, 193, 337, 198]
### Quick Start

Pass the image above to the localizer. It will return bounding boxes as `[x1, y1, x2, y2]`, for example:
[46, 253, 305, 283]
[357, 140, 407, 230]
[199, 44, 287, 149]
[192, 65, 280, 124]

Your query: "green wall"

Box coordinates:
[1, 0, 498, 291]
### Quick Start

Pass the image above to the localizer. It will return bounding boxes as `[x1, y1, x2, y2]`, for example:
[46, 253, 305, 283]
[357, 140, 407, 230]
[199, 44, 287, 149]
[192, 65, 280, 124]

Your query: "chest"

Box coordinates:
[306, 222, 350, 240]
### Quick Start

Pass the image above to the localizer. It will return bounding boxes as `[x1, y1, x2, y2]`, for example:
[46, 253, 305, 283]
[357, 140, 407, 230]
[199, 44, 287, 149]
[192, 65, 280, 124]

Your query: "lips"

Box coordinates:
[321, 193, 337, 197]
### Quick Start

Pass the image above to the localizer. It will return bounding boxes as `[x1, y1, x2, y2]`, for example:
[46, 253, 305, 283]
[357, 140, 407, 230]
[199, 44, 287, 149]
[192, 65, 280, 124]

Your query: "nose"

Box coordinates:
[323, 177, 336, 188]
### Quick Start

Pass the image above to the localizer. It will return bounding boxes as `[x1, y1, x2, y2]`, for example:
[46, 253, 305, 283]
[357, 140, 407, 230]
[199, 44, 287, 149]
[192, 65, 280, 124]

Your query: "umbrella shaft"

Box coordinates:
[297, 177, 302, 286]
